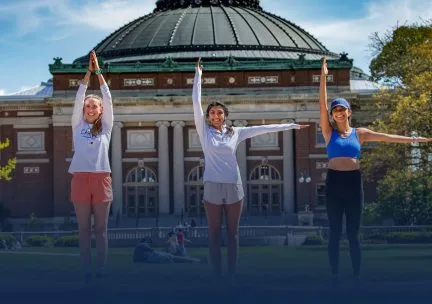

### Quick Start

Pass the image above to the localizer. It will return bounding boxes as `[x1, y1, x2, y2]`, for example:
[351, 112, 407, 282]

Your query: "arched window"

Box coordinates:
[247, 164, 283, 215]
[184, 165, 205, 217]
[123, 166, 158, 217]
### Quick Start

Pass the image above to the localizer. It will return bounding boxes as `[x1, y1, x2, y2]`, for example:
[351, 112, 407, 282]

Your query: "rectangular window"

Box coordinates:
[316, 183, 326, 207]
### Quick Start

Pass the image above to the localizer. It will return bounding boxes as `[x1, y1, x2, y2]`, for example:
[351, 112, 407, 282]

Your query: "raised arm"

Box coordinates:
[71, 67, 91, 129]
[319, 57, 332, 144]
[357, 128, 432, 144]
[237, 123, 309, 143]
[91, 51, 113, 131]
[192, 58, 206, 140]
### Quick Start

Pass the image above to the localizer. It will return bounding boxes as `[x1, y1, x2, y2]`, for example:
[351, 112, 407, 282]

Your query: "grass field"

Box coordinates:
[1, 244, 432, 286]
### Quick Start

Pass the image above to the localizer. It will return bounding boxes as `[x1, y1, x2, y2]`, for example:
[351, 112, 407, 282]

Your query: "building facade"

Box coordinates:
[0, 0, 380, 221]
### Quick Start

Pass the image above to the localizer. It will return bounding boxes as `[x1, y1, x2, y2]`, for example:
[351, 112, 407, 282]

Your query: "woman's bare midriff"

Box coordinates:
[328, 157, 360, 171]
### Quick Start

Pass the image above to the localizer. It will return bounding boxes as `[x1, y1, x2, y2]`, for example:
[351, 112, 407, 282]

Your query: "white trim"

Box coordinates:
[246, 156, 283, 161]
[308, 154, 328, 159]
[14, 124, 49, 129]
[16, 158, 50, 163]
[16, 151, 47, 155]
[249, 147, 280, 151]
[0, 117, 51, 125]
[122, 158, 158, 163]
[17, 111, 45, 116]
[184, 157, 204, 162]
[125, 148, 157, 153]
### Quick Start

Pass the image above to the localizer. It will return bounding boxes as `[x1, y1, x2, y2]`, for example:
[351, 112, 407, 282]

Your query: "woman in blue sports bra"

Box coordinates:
[319, 57, 431, 284]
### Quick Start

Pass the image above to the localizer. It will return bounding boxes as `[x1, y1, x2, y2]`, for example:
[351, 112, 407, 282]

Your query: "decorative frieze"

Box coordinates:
[250, 132, 278, 150]
[188, 129, 202, 150]
[69, 79, 80, 87]
[316, 161, 329, 169]
[186, 78, 216, 85]
[23, 167, 40, 174]
[126, 129, 155, 152]
[312, 75, 334, 83]
[248, 76, 279, 85]
[17, 131, 45, 153]
[124, 78, 155, 87]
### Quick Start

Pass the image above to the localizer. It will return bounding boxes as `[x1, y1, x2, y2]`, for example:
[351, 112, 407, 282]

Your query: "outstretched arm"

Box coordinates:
[319, 57, 332, 144]
[192, 58, 206, 141]
[237, 123, 309, 143]
[357, 128, 432, 144]
[91, 50, 113, 131]
[71, 58, 92, 128]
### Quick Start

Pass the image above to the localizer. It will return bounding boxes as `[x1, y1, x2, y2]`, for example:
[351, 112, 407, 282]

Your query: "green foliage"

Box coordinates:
[25, 235, 54, 247]
[362, 202, 383, 225]
[374, 169, 432, 225]
[303, 232, 432, 245]
[0, 138, 16, 181]
[363, 22, 432, 224]
[0, 233, 16, 248]
[54, 235, 79, 247]
[369, 23, 432, 84]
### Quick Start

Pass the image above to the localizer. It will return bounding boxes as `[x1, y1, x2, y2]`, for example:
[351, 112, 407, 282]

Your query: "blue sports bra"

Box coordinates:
[327, 128, 361, 160]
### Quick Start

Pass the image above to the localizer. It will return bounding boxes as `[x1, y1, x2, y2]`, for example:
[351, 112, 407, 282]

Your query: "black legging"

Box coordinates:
[325, 169, 363, 277]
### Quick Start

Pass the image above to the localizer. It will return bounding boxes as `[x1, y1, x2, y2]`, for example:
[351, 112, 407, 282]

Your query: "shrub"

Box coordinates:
[54, 235, 79, 247]
[303, 235, 324, 245]
[26, 235, 54, 247]
[0, 233, 16, 248]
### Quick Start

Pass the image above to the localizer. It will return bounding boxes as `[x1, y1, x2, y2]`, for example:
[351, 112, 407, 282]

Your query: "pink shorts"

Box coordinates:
[70, 172, 113, 204]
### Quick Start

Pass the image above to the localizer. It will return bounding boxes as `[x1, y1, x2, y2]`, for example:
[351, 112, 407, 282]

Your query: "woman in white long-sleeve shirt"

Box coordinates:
[193, 58, 309, 284]
[69, 51, 113, 284]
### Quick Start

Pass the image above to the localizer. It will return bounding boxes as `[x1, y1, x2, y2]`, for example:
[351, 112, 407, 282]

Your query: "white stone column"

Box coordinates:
[281, 119, 295, 215]
[156, 121, 170, 214]
[111, 122, 123, 220]
[171, 121, 185, 215]
[234, 120, 248, 212]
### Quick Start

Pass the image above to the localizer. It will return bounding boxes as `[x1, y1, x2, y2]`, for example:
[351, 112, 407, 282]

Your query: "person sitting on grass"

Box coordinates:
[133, 238, 206, 264]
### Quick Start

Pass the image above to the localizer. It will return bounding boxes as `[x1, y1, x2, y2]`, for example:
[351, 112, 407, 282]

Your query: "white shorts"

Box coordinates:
[203, 182, 244, 205]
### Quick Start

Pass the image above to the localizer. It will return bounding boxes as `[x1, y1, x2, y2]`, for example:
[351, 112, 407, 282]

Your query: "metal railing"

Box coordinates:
[7, 225, 432, 245]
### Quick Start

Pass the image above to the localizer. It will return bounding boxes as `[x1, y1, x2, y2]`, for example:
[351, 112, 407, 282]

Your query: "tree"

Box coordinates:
[0, 138, 16, 181]
[369, 22, 432, 85]
[363, 23, 432, 223]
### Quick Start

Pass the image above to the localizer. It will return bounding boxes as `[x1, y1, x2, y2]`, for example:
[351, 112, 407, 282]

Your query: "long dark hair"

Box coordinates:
[206, 101, 234, 135]
[84, 94, 103, 137]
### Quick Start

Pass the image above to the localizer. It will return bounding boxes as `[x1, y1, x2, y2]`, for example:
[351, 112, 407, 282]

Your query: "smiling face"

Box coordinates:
[83, 97, 102, 124]
[207, 105, 226, 129]
[331, 106, 351, 124]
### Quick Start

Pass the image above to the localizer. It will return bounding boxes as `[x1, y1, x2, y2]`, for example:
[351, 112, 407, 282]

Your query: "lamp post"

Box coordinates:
[298, 172, 311, 210]
[136, 159, 145, 228]
[297, 171, 313, 226]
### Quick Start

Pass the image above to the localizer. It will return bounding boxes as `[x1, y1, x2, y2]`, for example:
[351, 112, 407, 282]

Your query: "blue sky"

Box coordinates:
[0, 0, 430, 95]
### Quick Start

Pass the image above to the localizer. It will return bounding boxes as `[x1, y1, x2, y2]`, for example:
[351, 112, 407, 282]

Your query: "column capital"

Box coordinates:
[281, 118, 296, 124]
[171, 121, 185, 128]
[156, 121, 170, 128]
[233, 120, 248, 127]
[114, 121, 124, 128]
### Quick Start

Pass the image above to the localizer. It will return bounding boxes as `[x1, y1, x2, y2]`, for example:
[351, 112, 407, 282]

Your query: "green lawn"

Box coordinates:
[1, 244, 432, 286]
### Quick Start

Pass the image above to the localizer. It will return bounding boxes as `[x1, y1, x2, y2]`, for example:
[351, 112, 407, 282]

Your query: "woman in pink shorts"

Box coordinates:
[68, 50, 113, 283]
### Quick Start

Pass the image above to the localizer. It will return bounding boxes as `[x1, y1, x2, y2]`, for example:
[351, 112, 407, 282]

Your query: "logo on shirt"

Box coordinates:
[80, 127, 98, 139]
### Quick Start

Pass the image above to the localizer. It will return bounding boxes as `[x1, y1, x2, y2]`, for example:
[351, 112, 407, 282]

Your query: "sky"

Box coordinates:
[0, 0, 431, 95]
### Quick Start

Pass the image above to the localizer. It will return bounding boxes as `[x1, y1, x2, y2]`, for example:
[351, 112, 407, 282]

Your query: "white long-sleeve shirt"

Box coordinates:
[68, 83, 113, 173]
[192, 67, 300, 184]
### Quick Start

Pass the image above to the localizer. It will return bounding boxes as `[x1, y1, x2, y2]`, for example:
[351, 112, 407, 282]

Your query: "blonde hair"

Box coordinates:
[84, 94, 103, 136]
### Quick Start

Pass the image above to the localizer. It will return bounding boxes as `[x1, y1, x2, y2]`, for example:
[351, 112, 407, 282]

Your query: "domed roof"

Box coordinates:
[74, 0, 338, 64]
